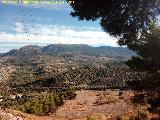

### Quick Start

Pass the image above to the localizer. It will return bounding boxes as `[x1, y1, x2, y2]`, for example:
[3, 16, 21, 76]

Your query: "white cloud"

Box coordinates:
[15, 22, 24, 33]
[0, 24, 118, 47]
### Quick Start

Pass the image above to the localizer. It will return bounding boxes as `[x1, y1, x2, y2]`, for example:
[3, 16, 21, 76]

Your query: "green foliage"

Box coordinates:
[125, 27, 160, 118]
[49, 96, 56, 112]
[126, 26, 160, 74]
[105, 96, 118, 104]
[19, 93, 62, 115]
[87, 115, 96, 120]
[131, 94, 146, 106]
[43, 104, 49, 114]
[68, 0, 160, 47]
[9, 66, 36, 86]
[126, 27, 160, 72]
[129, 109, 148, 120]
[0, 89, 75, 116]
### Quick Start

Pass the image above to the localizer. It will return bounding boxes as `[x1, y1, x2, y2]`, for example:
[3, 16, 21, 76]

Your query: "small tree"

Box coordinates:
[49, 94, 56, 112]
[43, 104, 49, 114]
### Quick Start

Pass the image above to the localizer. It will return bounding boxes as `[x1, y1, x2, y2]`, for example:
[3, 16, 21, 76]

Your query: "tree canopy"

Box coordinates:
[125, 27, 160, 117]
[68, 1, 160, 117]
[126, 26, 160, 73]
[68, 0, 160, 49]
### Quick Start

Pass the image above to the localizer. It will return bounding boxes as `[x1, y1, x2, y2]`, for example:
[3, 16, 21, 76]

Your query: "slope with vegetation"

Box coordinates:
[1, 44, 135, 58]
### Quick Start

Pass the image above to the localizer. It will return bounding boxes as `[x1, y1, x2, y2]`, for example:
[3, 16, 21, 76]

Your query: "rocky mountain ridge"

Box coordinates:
[1, 44, 135, 58]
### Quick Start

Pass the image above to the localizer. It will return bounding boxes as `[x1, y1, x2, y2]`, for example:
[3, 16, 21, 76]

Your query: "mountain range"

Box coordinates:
[1, 44, 135, 58]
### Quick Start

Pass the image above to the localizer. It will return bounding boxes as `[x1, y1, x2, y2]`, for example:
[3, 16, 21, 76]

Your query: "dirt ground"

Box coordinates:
[11, 90, 137, 120]
[51, 90, 135, 120]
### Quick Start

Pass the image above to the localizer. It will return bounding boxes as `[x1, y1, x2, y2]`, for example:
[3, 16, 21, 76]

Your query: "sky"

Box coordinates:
[0, 1, 118, 53]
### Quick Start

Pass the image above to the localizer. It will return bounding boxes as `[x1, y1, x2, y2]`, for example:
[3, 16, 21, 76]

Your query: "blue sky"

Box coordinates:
[0, 1, 117, 53]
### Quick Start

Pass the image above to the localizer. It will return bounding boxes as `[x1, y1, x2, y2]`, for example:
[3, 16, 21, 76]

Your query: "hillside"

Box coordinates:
[0, 44, 138, 89]
[0, 44, 149, 120]
[1, 44, 135, 58]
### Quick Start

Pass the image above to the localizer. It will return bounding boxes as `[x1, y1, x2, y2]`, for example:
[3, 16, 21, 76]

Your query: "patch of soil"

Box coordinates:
[51, 90, 135, 119]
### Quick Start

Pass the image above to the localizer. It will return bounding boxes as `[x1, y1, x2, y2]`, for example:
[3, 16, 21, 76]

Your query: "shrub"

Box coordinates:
[117, 115, 126, 120]
[43, 104, 49, 114]
[0, 89, 76, 116]
[87, 115, 96, 120]
[106, 96, 118, 104]
[129, 109, 148, 120]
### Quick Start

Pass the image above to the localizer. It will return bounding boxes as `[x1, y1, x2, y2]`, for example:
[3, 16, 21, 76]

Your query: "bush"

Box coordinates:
[129, 109, 148, 120]
[0, 89, 76, 116]
[87, 115, 95, 120]
[106, 96, 118, 104]
[43, 104, 49, 114]
[117, 115, 126, 120]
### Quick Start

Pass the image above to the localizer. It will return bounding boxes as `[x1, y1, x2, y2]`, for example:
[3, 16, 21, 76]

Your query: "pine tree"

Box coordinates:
[125, 26, 160, 117]
[68, 0, 160, 47]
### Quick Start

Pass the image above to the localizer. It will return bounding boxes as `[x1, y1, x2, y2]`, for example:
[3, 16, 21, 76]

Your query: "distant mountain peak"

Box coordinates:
[1, 44, 135, 58]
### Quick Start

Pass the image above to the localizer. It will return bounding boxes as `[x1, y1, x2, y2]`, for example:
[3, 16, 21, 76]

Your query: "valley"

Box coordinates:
[0, 44, 150, 120]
